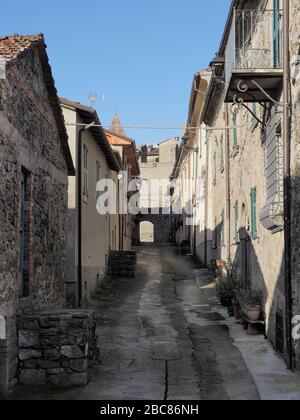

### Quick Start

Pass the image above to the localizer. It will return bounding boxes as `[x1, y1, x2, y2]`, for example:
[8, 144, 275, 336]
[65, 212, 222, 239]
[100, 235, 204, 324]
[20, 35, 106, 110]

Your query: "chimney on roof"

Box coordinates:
[141, 145, 148, 163]
[110, 112, 125, 136]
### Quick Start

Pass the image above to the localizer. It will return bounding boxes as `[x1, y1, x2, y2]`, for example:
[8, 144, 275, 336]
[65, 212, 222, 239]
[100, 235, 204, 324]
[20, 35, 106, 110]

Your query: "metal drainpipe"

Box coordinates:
[77, 128, 84, 307]
[225, 105, 231, 262]
[204, 130, 209, 267]
[283, 0, 293, 371]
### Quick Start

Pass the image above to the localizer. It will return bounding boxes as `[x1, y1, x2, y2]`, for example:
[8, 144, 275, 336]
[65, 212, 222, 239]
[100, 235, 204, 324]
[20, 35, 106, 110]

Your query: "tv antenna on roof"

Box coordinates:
[88, 92, 106, 107]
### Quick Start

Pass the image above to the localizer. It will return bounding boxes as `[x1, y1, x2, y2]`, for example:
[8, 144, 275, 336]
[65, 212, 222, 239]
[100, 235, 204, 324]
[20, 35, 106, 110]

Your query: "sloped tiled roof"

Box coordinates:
[0, 34, 45, 61]
[0, 34, 75, 175]
[60, 97, 121, 172]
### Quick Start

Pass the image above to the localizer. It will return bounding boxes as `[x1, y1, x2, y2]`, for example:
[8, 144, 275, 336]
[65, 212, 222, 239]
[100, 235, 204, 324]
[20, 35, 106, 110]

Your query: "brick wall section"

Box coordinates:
[17, 310, 99, 387]
[107, 251, 137, 278]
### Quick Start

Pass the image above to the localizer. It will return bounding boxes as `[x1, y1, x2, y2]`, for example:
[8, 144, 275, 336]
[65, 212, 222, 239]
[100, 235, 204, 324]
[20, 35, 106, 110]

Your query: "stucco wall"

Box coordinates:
[62, 105, 117, 304]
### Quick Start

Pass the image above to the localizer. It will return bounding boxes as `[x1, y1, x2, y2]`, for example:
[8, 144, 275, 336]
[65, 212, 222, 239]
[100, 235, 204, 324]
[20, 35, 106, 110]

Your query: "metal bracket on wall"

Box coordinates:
[232, 79, 284, 127]
[233, 79, 283, 107]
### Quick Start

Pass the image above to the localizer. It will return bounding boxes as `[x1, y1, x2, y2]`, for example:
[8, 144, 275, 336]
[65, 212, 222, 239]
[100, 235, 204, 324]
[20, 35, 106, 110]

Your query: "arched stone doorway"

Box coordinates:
[140, 221, 154, 243]
[132, 212, 173, 245]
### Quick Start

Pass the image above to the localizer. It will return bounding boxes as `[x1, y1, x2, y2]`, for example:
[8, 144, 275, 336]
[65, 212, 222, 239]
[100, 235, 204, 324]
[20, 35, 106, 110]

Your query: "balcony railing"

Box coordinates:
[225, 8, 283, 88]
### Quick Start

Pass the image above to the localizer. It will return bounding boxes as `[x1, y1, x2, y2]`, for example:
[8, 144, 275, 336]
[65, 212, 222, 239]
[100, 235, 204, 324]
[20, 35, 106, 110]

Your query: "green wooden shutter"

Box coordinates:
[221, 210, 225, 246]
[234, 201, 239, 243]
[273, 0, 281, 68]
[251, 187, 257, 239]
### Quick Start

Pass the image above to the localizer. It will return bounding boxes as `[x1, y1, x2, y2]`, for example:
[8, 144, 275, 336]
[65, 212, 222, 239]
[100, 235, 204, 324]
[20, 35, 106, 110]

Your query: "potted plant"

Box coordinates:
[216, 263, 241, 309]
[237, 288, 262, 321]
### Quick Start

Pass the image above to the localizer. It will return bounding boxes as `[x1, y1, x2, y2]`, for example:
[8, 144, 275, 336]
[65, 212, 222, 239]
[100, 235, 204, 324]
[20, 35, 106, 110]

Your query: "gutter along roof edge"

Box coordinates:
[60, 98, 121, 172]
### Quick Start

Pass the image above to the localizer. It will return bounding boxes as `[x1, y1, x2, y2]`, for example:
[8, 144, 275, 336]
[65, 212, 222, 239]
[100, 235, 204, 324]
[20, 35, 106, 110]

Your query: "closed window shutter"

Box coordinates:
[273, 0, 281, 68]
[234, 201, 239, 242]
[251, 187, 257, 239]
[221, 210, 225, 246]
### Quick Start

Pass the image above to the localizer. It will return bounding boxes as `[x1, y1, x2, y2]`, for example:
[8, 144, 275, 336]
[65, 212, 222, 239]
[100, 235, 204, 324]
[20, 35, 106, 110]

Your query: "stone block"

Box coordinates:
[43, 349, 60, 360]
[38, 360, 60, 369]
[69, 359, 88, 373]
[19, 349, 42, 361]
[60, 345, 85, 359]
[19, 369, 46, 386]
[18, 330, 39, 348]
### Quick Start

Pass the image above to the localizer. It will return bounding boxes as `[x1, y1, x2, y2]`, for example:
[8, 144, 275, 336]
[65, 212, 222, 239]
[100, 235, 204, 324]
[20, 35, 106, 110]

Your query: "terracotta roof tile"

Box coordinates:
[0, 34, 45, 61]
[0, 33, 75, 175]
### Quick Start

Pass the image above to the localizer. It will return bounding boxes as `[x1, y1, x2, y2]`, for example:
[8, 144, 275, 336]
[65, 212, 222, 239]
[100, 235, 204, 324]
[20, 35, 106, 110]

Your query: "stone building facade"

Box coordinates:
[0, 34, 74, 396]
[290, 0, 300, 365]
[173, 0, 300, 369]
[60, 99, 121, 307]
[105, 114, 140, 252]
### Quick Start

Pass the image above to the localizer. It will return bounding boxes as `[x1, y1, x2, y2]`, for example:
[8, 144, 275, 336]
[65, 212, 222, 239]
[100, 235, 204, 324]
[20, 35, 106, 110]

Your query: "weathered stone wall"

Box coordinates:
[107, 251, 137, 278]
[0, 47, 69, 394]
[133, 212, 173, 245]
[290, 0, 300, 367]
[18, 310, 98, 387]
[203, 1, 285, 358]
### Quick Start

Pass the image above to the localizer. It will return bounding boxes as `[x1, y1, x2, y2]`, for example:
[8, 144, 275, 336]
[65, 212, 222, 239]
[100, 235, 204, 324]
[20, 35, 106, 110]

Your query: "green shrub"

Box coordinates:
[237, 288, 262, 306]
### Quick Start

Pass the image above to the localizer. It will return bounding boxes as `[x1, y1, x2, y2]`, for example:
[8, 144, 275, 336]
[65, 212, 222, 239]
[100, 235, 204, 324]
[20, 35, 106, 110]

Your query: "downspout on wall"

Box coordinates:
[225, 105, 231, 262]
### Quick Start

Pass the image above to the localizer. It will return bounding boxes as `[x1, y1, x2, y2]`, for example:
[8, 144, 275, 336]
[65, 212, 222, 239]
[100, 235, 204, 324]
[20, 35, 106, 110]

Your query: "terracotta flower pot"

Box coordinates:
[232, 301, 241, 320]
[244, 305, 261, 321]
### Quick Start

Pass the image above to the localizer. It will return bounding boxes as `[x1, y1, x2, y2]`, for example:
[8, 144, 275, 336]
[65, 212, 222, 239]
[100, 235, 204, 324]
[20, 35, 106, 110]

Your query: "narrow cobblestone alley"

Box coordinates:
[12, 246, 260, 400]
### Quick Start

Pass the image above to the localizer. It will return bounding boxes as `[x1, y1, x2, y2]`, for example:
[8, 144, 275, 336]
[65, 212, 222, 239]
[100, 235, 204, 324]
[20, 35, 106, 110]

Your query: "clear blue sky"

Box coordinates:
[2, 0, 231, 145]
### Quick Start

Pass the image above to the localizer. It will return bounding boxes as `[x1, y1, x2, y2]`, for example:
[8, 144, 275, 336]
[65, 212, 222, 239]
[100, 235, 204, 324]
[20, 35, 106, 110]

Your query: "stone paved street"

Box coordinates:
[12, 246, 260, 400]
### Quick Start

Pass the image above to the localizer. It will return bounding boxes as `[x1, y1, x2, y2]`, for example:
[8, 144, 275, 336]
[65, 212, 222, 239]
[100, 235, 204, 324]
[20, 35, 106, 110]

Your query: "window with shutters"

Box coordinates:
[220, 210, 225, 247]
[213, 216, 218, 249]
[234, 201, 239, 243]
[83, 144, 88, 202]
[250, 187, 257, 240]
[259, 105, 283, 232]
[96, 160, 101, 200]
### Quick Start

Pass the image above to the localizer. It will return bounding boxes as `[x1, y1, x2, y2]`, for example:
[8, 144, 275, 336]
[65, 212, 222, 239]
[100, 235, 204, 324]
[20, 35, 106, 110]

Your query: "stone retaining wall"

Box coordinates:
[107, 251, 137, 278]
[17, 310, 99, 388]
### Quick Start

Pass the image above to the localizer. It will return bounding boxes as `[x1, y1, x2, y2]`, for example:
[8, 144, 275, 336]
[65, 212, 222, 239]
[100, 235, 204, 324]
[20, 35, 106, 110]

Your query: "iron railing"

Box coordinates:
[225, 8, 283, 87]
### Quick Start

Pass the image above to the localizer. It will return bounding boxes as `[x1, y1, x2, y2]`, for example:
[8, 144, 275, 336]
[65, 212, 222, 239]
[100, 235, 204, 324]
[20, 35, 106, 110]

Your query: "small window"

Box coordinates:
[213, 217, 218, 249]
[96, 160, 101, 199]
[273, 0, 281, 68]
[250, 187, 257, 240]
[220, 210, 225, 247]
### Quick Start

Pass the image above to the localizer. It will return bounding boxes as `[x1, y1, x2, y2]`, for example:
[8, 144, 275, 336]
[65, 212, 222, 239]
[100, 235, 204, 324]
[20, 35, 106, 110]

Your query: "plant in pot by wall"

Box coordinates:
[237, 288, 263, 321]
[216, 263, 241, 310]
